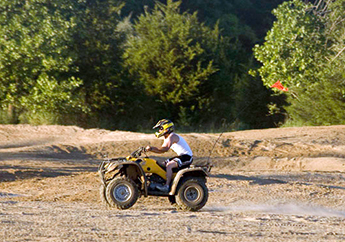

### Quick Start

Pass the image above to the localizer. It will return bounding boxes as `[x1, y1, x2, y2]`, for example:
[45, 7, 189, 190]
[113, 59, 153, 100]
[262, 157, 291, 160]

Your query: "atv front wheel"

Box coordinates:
[100, 184, 110, 207]
[105, 177, 139, 209]
[176, 177, 208, 211]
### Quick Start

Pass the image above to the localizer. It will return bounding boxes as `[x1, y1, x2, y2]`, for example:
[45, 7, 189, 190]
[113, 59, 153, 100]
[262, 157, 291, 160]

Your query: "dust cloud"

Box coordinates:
[206, 203, 345, 217]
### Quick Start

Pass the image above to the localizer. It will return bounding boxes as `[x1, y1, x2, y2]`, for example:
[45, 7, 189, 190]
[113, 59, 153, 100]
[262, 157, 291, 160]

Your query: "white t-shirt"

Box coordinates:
[163, 133, 193, 156]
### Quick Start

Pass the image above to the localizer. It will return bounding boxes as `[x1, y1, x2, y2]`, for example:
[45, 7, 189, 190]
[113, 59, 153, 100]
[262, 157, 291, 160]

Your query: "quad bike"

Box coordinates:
[98, 147, 210, 211]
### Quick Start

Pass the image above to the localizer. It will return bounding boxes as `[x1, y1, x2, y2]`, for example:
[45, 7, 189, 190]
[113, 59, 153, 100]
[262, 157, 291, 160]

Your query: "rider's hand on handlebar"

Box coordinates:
[145, 146, 151, 152]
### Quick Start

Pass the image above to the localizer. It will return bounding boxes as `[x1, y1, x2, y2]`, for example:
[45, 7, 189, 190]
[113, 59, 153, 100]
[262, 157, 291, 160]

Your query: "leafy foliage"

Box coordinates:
[0, 0, 83, 123]
[253, 0, 345, 125]
[65, 0, 129, 128]
[123, 0, 220, 127]
[253, 0, 330, 89]
[0, 0, 293, 130]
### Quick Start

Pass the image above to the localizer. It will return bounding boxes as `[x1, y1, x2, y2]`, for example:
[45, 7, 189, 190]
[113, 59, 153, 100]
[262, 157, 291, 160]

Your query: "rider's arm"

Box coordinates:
[147, 146, 169, 153]
[146, 133, 178, 153]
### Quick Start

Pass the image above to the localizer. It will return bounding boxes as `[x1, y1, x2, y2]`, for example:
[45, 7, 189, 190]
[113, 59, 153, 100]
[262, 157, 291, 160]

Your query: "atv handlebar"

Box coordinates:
[129, 147, 147, 158]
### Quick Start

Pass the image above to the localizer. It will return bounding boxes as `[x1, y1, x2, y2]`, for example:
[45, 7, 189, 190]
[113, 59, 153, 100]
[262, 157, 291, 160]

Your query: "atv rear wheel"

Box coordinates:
[106, 177, 139, 209]
[176, 177, 208, 211]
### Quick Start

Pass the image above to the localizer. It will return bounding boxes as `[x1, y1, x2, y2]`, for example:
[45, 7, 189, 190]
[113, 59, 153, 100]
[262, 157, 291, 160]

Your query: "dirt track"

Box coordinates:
[1, 125, 345, 241]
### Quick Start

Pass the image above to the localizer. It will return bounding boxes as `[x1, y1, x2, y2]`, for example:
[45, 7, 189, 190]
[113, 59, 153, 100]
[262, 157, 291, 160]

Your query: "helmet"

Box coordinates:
[153, 119, 174, 138]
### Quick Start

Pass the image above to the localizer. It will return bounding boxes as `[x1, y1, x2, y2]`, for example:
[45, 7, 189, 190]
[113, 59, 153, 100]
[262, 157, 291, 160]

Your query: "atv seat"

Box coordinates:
[156, 158, 192, 172]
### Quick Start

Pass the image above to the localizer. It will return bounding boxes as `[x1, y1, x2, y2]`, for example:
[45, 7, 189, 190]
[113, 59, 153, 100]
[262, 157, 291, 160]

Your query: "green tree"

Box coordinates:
[66, 0, 130, 128]
[123, 0, 222, 127]
[0, 0, 83, 124]
[253, 0, 329, 89]
[252, 0, 345, 125]
[120, 0, 287, 130]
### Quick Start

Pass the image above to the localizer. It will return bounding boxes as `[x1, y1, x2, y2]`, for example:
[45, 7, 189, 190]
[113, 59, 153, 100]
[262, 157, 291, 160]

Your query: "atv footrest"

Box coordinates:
[148, 190, 170, 196]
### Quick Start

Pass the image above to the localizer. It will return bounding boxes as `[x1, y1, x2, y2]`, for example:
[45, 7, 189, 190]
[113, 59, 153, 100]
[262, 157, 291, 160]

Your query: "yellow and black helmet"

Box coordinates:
[153, 119, 174, 138]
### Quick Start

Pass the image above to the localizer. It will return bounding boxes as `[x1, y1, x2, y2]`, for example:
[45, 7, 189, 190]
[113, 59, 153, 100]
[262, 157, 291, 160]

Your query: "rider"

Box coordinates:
[145, 119, 193, 192]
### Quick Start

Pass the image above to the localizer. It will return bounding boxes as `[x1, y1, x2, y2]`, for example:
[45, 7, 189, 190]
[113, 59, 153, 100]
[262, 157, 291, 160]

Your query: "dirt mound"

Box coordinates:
[1, 124, 345, 172]
[1, 125, 345, 241]
[1, 124, 345, 198]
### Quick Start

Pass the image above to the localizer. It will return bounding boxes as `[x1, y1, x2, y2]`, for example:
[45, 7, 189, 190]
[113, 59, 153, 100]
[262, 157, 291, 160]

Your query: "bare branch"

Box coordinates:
[331, 46, 345, 62]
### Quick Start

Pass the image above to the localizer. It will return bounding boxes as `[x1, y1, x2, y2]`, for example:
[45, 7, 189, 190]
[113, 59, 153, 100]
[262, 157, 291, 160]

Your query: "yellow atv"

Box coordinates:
[98, 147, 209, 211]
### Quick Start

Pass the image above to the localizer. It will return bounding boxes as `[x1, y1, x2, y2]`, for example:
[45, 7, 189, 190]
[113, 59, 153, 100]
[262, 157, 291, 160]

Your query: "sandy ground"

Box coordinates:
[1, 124, 345, 241]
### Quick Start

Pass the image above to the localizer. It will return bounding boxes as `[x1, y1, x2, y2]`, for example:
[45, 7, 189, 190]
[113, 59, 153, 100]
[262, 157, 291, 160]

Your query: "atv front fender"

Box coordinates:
[169, 167, 209, 196]
[99, 161, 148, 197]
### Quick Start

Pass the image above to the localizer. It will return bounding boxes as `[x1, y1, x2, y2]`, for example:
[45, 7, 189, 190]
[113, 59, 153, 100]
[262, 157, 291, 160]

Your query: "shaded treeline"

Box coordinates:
[0, 0, 343, 131]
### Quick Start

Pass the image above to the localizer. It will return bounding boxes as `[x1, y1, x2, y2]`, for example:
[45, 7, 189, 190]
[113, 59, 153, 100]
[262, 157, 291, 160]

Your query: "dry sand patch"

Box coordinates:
[1, 124, 345, 241]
